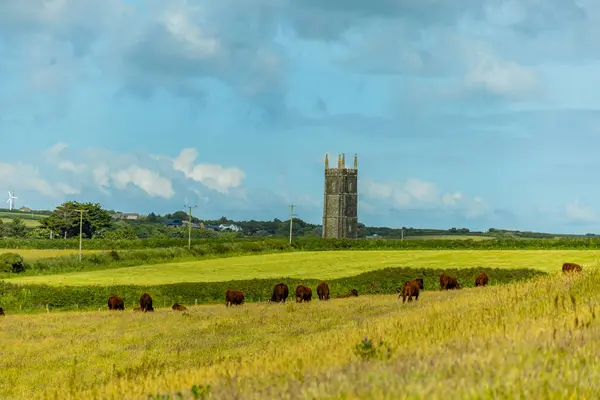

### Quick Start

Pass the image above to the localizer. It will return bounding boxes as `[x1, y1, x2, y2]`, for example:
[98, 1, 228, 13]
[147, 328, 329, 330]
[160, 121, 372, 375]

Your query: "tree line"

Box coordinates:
[1, 201, 595, 240]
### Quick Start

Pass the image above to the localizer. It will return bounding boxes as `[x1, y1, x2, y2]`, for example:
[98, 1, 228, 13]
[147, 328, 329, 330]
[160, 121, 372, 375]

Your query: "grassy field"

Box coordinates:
[0, 211, 46, 219]
[404, 234, 494, 241]
[0, 270, 596, 399]
[7, 249, 599, 286]
[0, 248, 102, 261]
[0, 217, 41, 227]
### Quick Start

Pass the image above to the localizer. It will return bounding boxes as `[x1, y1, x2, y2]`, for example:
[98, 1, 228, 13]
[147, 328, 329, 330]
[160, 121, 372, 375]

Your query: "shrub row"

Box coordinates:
[0, 267, 547, 314]
[5, 236, 600, 251]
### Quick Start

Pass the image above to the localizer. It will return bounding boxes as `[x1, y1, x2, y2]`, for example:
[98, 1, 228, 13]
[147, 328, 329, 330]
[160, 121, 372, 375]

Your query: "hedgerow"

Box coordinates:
[0, 267, 546, 313]
[4, 236, 600, 251]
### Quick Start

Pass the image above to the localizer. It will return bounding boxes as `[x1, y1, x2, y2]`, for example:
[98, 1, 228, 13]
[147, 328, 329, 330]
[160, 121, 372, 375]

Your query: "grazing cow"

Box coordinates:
[400, 280, 421, 303]
[225, 289, 245, 307]
[172, 303, 187, 311]
[295, 285, 312, 303]
[336, 289, 359, 298]
[139, 293, 154, 312]
[440, 274, 462, 290]
[0, 307, 4, 316]
[133, 307, 142, 312]
[475, 272, 489, 287]
[270, 283, 289, 303]
[562, 262, 582, 273]
[107, 296, 125, 311]
[317, 282, 330, 300]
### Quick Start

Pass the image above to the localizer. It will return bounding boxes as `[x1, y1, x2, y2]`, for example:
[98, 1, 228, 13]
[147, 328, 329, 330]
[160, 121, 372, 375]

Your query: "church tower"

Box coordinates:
[322, 153, 358, 239]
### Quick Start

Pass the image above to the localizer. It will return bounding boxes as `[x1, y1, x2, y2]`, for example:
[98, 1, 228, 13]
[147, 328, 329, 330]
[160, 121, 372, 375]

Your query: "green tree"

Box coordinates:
[9, 218, 27, 238]
[0, 219, 4, 237]
[40, 201, 113, 238]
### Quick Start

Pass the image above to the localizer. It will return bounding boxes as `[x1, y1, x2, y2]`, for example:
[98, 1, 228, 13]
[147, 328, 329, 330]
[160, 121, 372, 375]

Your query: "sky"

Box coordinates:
[1, 0, 600, 233]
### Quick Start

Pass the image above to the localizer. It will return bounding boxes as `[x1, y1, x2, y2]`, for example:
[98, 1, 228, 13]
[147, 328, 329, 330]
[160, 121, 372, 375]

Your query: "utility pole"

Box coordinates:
[184, 204, 198, 250]
[289, 204, 296, 245]
[74, 209, 87, 262]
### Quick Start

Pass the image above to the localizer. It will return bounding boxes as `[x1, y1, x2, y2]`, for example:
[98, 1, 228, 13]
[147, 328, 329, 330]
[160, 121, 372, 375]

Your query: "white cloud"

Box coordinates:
[363, 177, 490, 219]
[111, 165, 175, 199]
[0, 161, 76, 198]
[173, 148, 246, 194]
[463, 47, 541, 98]
[565, 200, 598, 223]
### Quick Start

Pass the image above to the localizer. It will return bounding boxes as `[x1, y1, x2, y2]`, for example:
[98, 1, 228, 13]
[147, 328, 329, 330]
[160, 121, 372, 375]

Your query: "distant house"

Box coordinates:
[205, 225, 220, 231]
[19, 206, 32, 212]
[113, 213, 140, 220]
[366, 234, 380, 239]
[166, 219, 184, 228]
[218, 223, 242, 232]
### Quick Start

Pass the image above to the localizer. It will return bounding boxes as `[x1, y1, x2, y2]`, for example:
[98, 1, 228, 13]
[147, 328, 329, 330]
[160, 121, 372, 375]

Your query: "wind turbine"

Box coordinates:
[6, 190, 17, 211]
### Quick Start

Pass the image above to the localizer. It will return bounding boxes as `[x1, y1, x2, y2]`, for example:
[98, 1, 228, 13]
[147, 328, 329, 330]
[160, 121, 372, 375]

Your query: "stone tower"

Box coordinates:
[322, 153, 358, 239]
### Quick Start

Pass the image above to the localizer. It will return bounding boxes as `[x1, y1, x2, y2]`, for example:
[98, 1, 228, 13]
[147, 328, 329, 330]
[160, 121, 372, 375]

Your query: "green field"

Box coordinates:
[404, 234, 494, 241]
[0, 270, 596, 399]
[0, 217, 41, 227]
[0, 248, 101, 261]
[7, 249, 598, 286]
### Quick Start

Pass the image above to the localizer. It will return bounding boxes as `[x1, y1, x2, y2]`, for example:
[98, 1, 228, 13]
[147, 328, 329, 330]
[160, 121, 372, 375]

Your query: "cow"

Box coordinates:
[107, 296, 125, 311]
[270, 283, 289, 303]
[562, 262, 582, 273]
[440, 274, 462, 290]
[400, 280, 421, 303]
[475, 272, 489, 287]
[295, 285, 312, 303]
[337, 289, 359, 298]
[0, 307, 4, 316]
[225, 289, 245, 307]
[172, 303, 187, 311]
[317, 282, 330, 300]
[139, 293, 154, 312]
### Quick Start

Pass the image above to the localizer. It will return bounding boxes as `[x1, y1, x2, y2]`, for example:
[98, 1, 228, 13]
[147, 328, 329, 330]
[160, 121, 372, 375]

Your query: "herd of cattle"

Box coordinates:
[0, 262, 584, 316]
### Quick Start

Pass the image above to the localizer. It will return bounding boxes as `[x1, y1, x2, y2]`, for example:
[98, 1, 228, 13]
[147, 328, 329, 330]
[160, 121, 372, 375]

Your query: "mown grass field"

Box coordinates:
[0, 217, 41, 227]
[0, 271, 596, 399]
[7, 249, 599, 286]
[404, 234, 494, 241]
[0, 248, 101, 261]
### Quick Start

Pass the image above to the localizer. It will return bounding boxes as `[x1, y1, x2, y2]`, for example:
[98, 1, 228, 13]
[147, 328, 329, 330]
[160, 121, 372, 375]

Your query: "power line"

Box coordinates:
[289, 204, 296, 245]
[73, 209, 87, 262]
[184, 204, 198, 250]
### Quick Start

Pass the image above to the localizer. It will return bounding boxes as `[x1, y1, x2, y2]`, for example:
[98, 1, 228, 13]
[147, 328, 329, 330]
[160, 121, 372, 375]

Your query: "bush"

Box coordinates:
[0, 252, 27, 273]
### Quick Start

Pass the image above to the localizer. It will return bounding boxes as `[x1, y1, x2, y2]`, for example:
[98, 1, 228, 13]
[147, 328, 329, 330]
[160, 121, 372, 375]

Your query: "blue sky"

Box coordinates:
[1, 0, 600, 233]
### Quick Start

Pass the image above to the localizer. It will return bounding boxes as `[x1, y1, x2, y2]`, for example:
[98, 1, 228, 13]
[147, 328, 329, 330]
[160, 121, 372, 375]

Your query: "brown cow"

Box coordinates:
[270, 283, 289, 303]
[172, 303, 187, 311]
[440, 274, 462, 290]
[562, 262, 582, 273]
[400, 280, 421, 303]
[225, 289, 245, 307]
[139, 293, 154, 312]
[475, 272, 489, 287]
[317, 281, 330, 300]
[336, 289, 359, 298]
[295, 285, 312, 303]
[0, 307, 4, 316]
[107, 296, 125, 311]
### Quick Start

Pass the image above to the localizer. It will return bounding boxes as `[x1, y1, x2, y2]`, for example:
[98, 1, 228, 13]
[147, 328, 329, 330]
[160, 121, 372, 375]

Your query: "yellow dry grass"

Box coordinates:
[0, 270, 597, 399]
